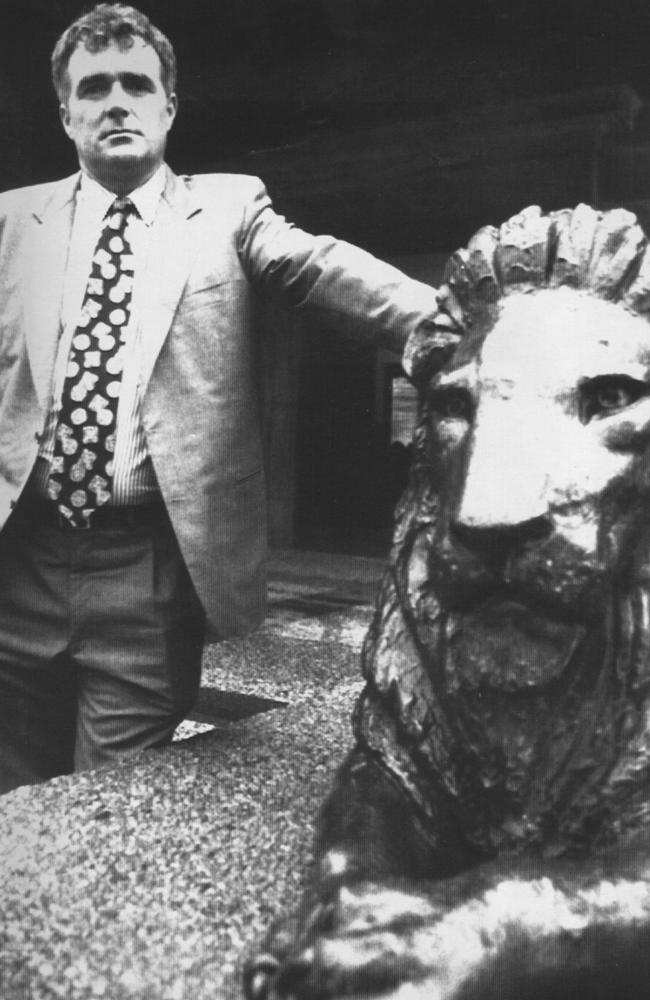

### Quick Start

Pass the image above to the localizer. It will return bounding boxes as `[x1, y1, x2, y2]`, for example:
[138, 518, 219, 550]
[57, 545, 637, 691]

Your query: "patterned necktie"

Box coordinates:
[47, 198, 136, 527]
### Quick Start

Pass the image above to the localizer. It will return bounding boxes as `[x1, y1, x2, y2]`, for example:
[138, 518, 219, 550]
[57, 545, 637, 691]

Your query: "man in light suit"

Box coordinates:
[0, 3, 439, 793]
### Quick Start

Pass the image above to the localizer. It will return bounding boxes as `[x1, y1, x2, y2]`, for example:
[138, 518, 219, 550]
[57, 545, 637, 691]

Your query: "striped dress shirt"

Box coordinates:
[34, 166, 167, 505]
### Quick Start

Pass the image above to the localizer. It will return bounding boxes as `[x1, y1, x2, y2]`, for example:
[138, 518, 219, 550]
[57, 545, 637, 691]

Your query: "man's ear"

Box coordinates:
[165, 92, 178, 131]
[59, 103, 73, 139]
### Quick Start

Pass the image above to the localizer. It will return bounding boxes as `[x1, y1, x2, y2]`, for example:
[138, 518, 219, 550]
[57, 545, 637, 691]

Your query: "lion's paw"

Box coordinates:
[244, 882, 443, 1000]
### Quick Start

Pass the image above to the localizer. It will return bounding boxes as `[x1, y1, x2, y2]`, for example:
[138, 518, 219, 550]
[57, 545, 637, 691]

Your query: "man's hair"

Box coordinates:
[51, 3, 177, 103]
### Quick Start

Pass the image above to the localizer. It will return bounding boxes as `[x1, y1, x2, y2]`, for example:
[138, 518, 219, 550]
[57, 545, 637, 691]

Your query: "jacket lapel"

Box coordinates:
[22, 168, 202, 405]
[137, 167, 203, 389]
[24, 174, 78, 409]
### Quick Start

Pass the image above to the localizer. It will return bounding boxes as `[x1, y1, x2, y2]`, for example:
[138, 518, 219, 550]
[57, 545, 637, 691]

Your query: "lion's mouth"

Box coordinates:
[426, 543, 607, 625]
[444, 594, 589, 691]
[438, 581, 594, 625]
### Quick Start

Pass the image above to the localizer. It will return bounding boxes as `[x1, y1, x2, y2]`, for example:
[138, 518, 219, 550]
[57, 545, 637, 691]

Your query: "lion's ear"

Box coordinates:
[402, 288, 463, 387]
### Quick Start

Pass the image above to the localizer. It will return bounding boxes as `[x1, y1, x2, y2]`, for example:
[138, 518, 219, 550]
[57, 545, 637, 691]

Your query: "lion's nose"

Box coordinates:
[450, 515, 552, 564]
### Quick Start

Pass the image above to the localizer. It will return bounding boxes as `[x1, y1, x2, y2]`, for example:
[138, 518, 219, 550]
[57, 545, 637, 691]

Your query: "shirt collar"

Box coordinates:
[77, 164, 167, 226]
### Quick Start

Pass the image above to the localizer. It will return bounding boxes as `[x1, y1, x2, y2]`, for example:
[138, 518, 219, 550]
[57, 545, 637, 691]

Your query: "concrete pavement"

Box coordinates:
[0, 550, 385, 1000]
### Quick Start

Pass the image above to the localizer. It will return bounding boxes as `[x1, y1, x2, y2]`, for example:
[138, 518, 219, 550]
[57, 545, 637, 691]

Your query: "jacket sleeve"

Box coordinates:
[236, 178, 440, 356]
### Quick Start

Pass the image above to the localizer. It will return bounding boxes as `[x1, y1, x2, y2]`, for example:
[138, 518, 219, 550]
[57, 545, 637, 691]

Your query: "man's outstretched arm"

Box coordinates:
[237, 177, 442, 357]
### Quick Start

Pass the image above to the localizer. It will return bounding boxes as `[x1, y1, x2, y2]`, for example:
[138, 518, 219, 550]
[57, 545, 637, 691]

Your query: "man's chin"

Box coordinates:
[87, 150, 158, 191]
[100, 145, 147, 167]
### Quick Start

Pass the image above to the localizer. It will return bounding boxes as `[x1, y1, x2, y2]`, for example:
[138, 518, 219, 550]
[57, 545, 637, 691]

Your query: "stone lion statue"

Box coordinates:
[246, 204, 650, 999]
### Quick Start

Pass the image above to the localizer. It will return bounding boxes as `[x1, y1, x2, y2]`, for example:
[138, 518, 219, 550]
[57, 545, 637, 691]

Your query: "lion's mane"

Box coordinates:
[357, 205, 650, 862]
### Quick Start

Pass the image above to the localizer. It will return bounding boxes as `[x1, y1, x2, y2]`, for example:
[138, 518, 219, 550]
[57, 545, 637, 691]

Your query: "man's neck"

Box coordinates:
[82, 161, 165, 197]
[79, 164, 167, 226]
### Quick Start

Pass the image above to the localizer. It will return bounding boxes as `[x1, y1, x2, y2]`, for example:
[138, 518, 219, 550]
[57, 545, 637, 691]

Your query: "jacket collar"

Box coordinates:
[30, 172, 80, 224]
[161, 165, 204, 219]
[30, 165, 205, 223]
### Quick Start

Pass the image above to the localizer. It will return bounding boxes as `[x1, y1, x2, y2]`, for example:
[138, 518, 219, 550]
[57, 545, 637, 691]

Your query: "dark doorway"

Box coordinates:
[294, 352, 384, 555]
[293, 349, 419, 555]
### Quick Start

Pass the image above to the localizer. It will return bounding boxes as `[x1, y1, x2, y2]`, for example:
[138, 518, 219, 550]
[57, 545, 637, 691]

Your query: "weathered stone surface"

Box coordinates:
[248, 204, 650, 1000]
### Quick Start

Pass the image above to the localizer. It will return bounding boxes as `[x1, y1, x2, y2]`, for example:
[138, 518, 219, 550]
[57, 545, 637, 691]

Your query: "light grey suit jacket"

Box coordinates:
[0, 167, 438, 637]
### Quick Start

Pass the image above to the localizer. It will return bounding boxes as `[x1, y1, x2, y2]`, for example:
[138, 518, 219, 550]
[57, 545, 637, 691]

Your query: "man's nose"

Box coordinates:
[106, 83, 130, 114]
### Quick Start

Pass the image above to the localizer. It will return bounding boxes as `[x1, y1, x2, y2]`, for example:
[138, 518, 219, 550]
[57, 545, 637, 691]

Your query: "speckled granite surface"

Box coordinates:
[0, 574, 377, 1000]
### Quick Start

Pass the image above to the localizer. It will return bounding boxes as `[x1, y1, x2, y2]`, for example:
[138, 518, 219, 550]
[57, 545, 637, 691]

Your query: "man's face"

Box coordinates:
[60, 37, 177, 193]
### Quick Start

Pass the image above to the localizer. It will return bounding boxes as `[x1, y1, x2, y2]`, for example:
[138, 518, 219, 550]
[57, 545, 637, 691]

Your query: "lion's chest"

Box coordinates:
[361, 601, 650, 855]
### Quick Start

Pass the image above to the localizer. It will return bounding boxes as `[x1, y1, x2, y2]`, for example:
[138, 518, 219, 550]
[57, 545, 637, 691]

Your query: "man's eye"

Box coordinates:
[428, 388, 473, 421]
[579, 375, 649, 423]
[80, 81, 105, 97]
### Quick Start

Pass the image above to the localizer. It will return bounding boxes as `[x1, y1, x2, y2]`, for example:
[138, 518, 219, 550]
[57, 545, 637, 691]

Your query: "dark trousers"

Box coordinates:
[0, 496, 205, 794]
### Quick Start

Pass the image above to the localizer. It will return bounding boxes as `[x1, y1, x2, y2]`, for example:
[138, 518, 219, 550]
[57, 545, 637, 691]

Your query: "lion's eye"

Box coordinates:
[579, 375, 649, 423]
[429, 388, 474, 422]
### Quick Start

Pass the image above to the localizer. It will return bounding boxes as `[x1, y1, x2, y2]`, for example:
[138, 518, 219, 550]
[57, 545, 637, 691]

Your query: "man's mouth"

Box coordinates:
[102, 129, 141, 141]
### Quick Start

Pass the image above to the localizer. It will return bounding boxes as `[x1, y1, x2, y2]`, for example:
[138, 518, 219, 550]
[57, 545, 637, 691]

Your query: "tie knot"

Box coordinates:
[106, 198, 135, 231]
[112, 197, 134, 213]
